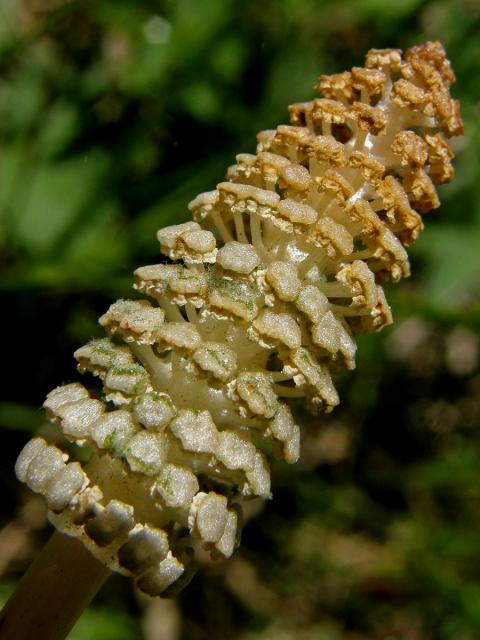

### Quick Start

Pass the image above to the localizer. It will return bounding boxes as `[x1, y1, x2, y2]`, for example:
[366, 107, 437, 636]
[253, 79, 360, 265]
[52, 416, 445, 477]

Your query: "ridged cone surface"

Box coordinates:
[16, 42, 463, 597]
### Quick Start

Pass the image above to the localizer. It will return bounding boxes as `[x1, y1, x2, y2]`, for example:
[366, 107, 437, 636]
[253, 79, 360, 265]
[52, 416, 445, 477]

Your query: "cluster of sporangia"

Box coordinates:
[16, 43, 462, 597]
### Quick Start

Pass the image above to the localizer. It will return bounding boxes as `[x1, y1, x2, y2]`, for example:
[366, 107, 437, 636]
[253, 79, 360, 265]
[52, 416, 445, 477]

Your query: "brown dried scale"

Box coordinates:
[16, 42, 463, 598]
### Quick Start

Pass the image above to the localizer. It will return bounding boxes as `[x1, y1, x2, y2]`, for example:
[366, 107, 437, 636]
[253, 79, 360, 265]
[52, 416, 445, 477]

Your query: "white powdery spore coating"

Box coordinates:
[315, 217, 354, 256]
[45, 462, 88, 512]
[137, 551, 184, 596]
[217, 241, 260, 274]
[280, 163, 312, 191]
[133, 391, 177, 431]
[215, 431, 256, 472]
[156, 322, 202, 351]
[245, 452, 271, 497]
[271, 405, 295, 442]
[56, 398, 105, 440]
[181, 229, 216, 254]
[157, 221, 200, 250]
[190, 491, 229, 543]
[193, 342, 238, 381]
[253, 310, 302, 350]
[291, 348, 339, 408]
[169, 409, 218, 454]
[277, 198, 318, 225]
[90, 409, 139, 454]
[43, 383, 89, 415]
[84, 500, 135, 547]
[104, 364, 149, 396]
[15, 440, 88, 512]
[157, 222, 217, 262]
[236, 372, 278, 419]
[311, 311, 357, 367]
[295, 286, 330, 324]
[124, 431, 170, 475]
[215, 509, 238, 557]
[155, 463, 199, 509]
[266, 261, 301, 301]
[118, 524, 169, 575]
[74, 338, 134, 373]
[271, 405, 300, 463]
[217, 181, 281, 208]
[15, 438, 48, 483]
[99, 299, 165, 344]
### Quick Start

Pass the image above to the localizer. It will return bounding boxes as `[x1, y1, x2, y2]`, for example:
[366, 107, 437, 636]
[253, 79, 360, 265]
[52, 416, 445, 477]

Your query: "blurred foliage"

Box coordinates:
[1, 0, 480, 639]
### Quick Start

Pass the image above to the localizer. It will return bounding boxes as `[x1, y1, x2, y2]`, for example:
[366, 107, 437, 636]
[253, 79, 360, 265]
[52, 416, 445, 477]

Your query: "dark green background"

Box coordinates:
[1, 1, 480, 638]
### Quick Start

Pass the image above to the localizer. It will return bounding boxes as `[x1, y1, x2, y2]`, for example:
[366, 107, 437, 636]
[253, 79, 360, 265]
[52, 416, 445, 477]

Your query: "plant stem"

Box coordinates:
[0, 529, 111, 640]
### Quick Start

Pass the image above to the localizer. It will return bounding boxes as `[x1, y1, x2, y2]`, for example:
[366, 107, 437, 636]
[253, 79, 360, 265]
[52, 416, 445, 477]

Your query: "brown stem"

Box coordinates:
[0, 530, 111, 640]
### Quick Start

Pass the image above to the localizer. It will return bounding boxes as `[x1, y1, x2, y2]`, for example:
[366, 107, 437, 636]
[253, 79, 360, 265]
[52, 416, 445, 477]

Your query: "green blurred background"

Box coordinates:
[1, 1, 480, 638]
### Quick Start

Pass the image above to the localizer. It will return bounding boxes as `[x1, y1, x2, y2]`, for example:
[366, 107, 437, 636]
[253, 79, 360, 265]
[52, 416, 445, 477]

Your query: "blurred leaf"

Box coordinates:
[36, 99, 79, 158]
[263, 46, 323, 118]
[179, 81, 220, 121]
[131, 154, 230, 252]
[211, 35, 248, 79]
[408, 445, 480, 492]
[0, 143, 24, 243]
[420, 224, 480, 303]
[0, 3, 17, 47]
[12, 151, 110, 254]
[70, 606, 139, 640]
[0, 402, 44, 433]
[355, 0, 424, 19]
[57, 199, 128, 284]
[4, 67, 46, 135]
